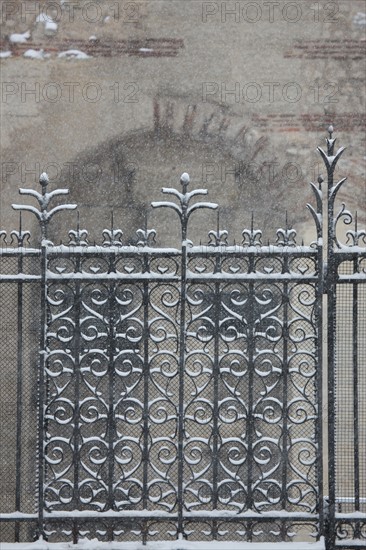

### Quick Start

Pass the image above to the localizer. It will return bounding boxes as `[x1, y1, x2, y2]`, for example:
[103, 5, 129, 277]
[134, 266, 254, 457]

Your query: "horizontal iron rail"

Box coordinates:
[335, 498, 366, 503]
[0, 514, 320, 522]
[40, 274, 319, 282]
[0, 274, 321, 282]
[0, 247, 322, 257]
[0, 275, 41, 282]
[0, 249, 41, 256]
[335, 513, 366, 519]
[336, 276, 366, 283]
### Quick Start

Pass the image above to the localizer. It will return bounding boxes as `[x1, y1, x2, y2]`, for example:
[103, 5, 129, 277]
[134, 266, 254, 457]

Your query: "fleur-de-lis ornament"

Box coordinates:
[102, 212, 123, 246]
[242, 213, 262, 246]
[68, 212, 89, 246]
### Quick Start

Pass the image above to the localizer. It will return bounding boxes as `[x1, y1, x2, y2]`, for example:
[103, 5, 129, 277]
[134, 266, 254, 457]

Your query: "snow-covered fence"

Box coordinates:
[0, 129, 365, 549]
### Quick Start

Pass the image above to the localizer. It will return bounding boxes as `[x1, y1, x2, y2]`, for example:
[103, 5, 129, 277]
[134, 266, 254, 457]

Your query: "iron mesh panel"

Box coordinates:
[0, 280, 40, 541]
[0, 522, 16, 543]
[335, 284, 355, 505]
[335, 281, 366, 514]
[0, 283, 18, 513]
[19, 284, 40, 514]
[359, 285, 366, 513]
[0, 257, 18, 275]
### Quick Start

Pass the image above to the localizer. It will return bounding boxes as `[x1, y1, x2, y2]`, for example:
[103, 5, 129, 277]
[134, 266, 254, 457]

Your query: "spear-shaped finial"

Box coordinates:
[152, 172, 217, 242]
[317, 125, 345, 175]
[12, 172, 77, 243]
[145, 207, 148, 233]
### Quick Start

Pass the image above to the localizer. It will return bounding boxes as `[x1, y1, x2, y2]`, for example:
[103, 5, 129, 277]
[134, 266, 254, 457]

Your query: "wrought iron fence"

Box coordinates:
[0, 128, 365, 548]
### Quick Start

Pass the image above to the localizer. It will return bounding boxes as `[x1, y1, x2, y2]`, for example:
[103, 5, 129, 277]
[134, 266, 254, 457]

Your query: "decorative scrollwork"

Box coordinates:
[336, 519, 366, 542]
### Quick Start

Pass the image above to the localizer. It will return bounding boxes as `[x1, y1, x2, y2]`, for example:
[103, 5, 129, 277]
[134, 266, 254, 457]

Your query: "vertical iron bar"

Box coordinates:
[246, 260, 255, 537]
[72, 256, 81, 543]
[14, 249, 24, 542]
[281, 277, 288, 514]
[37, 244, 47, 540]
[177, 242, 187, 538]
[247, 520, 253, 543]
[107, 254, 116, 524]
[212, 277, 220, 538]
[142, 253, 150, 534]
[327, 152, 336, 550]
[353, 268, 359, 512]
[316, 239, 324, 539]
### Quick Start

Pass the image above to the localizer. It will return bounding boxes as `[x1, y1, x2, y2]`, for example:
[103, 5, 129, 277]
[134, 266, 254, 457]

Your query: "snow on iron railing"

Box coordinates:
[0, 130, 364, 255]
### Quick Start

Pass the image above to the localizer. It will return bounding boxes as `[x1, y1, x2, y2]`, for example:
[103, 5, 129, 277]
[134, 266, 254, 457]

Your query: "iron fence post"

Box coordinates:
[72, 254, 81, 543]
[14, 225, 24, 542]
[177, 239, 187, 537]
[37, 242, 47, 540]
[318, 125, 346, 549]
[142, 252, 150, 542]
